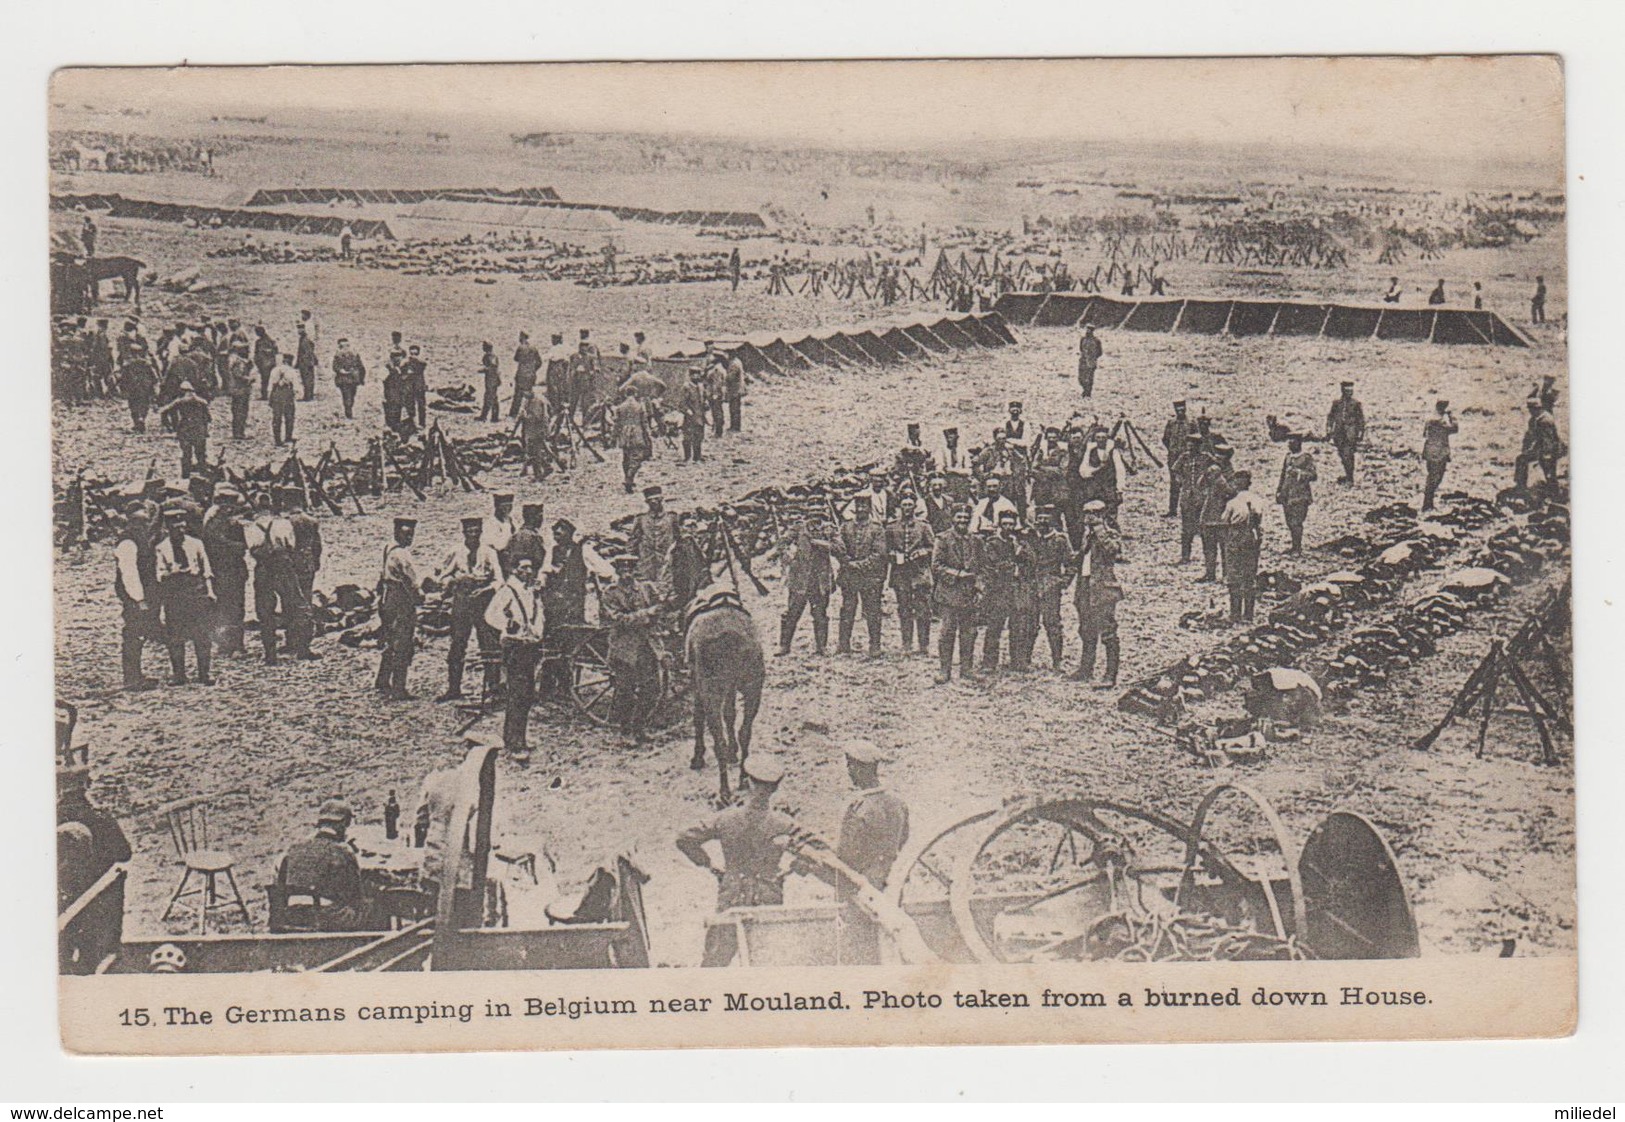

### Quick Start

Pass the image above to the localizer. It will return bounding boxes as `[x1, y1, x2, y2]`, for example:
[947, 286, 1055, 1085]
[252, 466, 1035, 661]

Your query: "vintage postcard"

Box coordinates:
[50, 57, 1572, 1055]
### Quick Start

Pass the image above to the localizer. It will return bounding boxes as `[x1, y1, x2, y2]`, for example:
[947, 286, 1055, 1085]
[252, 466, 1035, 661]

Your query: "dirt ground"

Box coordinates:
[51, 133, 1572, 965]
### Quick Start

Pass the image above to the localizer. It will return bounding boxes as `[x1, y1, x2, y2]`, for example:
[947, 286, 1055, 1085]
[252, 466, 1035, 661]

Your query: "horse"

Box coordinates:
[683, 586, 765, 801]
[84, 255, 144, 304]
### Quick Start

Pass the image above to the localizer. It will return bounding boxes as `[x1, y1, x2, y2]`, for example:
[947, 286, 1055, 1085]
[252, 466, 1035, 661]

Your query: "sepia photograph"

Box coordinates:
[44, 55, 1575, 1055]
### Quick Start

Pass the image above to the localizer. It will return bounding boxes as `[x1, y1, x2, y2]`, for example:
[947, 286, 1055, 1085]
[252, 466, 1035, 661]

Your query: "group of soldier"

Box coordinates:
[112, 479, 322, 692]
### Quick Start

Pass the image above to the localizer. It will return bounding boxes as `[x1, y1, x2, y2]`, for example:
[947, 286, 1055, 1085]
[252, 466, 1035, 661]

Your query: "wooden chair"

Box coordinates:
[159, 791, 252, 933]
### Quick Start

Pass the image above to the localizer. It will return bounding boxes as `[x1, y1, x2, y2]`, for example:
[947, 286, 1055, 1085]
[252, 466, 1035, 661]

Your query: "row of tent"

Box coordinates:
[993, 292, 1530, 347]
[244, 186, 561, 206]
[481, 198, 768, 229]
[51, 193, 395, 240]
[660, 312, 1018, 385]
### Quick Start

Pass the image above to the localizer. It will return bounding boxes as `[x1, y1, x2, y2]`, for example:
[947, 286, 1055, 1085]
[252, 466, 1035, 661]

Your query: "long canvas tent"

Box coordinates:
[245, 186, 560, 206]
[993, 292, 1530, 347]
[51, 193, 394, 239]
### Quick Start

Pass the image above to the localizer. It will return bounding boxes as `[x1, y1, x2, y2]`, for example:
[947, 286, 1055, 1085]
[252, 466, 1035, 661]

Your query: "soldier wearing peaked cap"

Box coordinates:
[832, 739, 910, 964]
[1002, 401, 1027, 447]
[483, 492, 520, 573]
[1162, 400, 1194, 518]
[1072, 499, 1124, 688]
[676, 753, 805, 967]
[434, 515, 504, 704]
[375, 517, 427, 700]
[478, 341, 502, 423]
[274, 799, 363, 932]
[628, 485, 678, 591]
[1326, 381, 1366, 484]
[201, 485, 248, 656]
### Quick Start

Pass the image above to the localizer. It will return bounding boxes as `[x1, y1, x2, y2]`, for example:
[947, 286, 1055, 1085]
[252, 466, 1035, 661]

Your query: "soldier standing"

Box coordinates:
[600, 555, 663, 746]
[777, 511, 836, 656]
[1028, 506, 1075, 671]
[1221, 471, 1267, 624]
[541, 520, 588, 627]
[676, 755, 800, 967]
[506, 503, 550, 577]
[511, 331, 542, 417]
[481, 492, 520, 575]
[1421, 400, 1457, 512]
[200, 487, 248, 657]
[678, 366, 708, 463]
[158, 382, 212, 479]
[375, 517, 425, 700]
[113, 507, 160, 691]
[1071, 500, 1124, 687]
[1161, 400, 1193, 517]
[1325, 381, 1366, 484]
[294, 322, 318, 401]
[331, 339, 365, 420]
[155, 502, 216, 687]
[225, 345, 255, 440]
[836, 494, 888, 658]
[976, 509, 1021, 672]
[628, 485, 678, 592]
[931, 506, 978, 684]
[252, 325, 279, 400]
[703, 344, 727, 438]
[1274, 436, 1317, 554]
[269, 358, 298, 445]
[404, 345, 428, 429]
[286, 487, 323, 613]
[1198, 444, 1236, 582]
[478, 342, 502, 423]
[484, 556, 544, 764]
[724, 351, 747, 432]
[1077, 324, 1104, 398]
[1514, 397, 1564, 491]
[248, 491, 315, 664]
[119, 337, 157, 433]
[885, 495, 935, 655]
[833, 740, 910, 965]
[612, 389, 650, 493]
[1530, 275, 1547, 325]
[521, 388, 555, 482]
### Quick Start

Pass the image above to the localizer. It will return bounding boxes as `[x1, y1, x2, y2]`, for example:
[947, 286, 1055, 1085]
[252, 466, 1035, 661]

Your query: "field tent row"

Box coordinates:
[244, 186, 561, 206]
[52, 193, 395, 240]
[993, 292, 1530, 347]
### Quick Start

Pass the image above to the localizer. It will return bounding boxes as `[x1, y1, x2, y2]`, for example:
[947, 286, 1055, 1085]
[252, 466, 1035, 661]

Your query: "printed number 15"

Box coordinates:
[119, 1008, 150, 1026]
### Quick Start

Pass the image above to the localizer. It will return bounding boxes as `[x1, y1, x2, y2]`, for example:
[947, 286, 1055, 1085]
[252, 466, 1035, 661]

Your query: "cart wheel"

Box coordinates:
[569, 632, 616, 727]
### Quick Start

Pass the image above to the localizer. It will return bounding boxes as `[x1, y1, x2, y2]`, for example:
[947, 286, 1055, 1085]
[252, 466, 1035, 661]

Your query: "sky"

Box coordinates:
[52, 57, 1563, 166]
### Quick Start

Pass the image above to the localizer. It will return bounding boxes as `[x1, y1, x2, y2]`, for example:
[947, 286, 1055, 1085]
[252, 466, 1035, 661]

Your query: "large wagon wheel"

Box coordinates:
[567, 631, 669, 729]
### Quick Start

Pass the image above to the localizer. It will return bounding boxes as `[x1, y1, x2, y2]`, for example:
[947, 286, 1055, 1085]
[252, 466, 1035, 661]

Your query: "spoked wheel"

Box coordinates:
[568, 632, 671, 730]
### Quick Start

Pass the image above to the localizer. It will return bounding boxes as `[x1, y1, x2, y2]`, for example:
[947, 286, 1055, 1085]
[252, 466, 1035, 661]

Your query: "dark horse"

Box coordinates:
[684, 588, 765, 801]
[84, 255, 145, 305]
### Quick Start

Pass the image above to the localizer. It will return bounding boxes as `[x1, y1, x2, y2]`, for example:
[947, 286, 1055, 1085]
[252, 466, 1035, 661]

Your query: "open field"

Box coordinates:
[52, 110, 1571, 965]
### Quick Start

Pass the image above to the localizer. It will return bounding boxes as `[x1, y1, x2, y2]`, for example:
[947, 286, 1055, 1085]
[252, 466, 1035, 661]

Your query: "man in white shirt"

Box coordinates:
[245, 491, 313, 665]
[1220, 470, 1268, 624]
[155, 503, 216, 685]
[484, 556, 545, 764]
[482, 492, 520, 572]
[435, 516, 505, 703]
[969, 476, 1019, 535]
[113, 508, 160, 691]
[938, 426, 971, 476]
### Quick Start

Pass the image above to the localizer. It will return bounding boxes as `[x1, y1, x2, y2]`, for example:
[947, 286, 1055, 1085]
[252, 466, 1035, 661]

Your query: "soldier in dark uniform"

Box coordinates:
[628, 485, 678, 593]
[832, 740, 910, 965]
[1326, 381, 1366, 484]
[892, 422, 936, 480]
[885, 495, 935, 655]
[1198, 444, 1236, 582]
[837, 494, 889, 657]
[931, 505, 978, 684]
[1002, 401, 1027, 446]
[119, 339, 157, 432]
[1274, 436, 1317, 554]
[403, 345, 428, 429]
[511, 331, 542, 417]
[677, 366, 708, 463]
[158, 382, 212, 479]
[1161, 400, 1193, 517]
[977, 509, 1022, 672]
[676, 755, 801, 967]
[505, 503, 549, 576]
[1071, 501, 1124, 687]
[1028, 506, 1075, 671]
[200, 486, 248, 656]
[294, 322, 318, 401]
[155, 501, 216, 686]
[1221, 471, 1267, 623]
[567, 329, 599, 425]
[287, 487, 323, 611]
[274, 800, 363, 932]
[252, 325, 279, 400]
[1077, 324, 1103, 397]
[331, 338, 365, 419]
[375, 517, 426, 700]
[922, 475, 955, 534]
[778, 511, 836, 655]
[600, 556, 663, 745]
[113, 507, 160, 691]
[478, 341, 501, 422]
[1514, 397, 1564, 491]
[542, 519, 588, 627]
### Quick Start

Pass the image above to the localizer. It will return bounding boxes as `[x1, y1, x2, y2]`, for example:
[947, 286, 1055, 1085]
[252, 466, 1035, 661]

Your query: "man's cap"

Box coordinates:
[580, 329, 591, 338]
[842, 739, 887, 766]
[1044, 425, 1061, 436]
[643, 485, 664, 498]
[460, 516, 483, 530]
[851, 493, 872, 505]
[634, 331, 645, 339]
[1036, 505, 1056, 517]
[743, 755, 785, 785]
[394, 517, 417, 531]
[1340, 380, 1355, 389]
[1082, 500, 1108, 513]
[493, 492, 515, 504]
[997, 508, 1019, 521]
[611, 554, 638, 570]
[316, 798, 353, 825]
[553, 517, 575, 533]
[943, 426, 958, 436]
[905, 422, 920, 434]
[214, 486, 242, 503]
[551, 333, 564, 342]
[523, 502, 546, 517]
[519, 331, 529, 340]
[1174, 400, 1187, 409]
[1010, 401, 1023, 410]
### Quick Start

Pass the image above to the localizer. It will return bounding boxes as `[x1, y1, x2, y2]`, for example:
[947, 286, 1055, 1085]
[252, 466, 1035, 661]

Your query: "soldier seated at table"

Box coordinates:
[273, 799, 364, 932]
